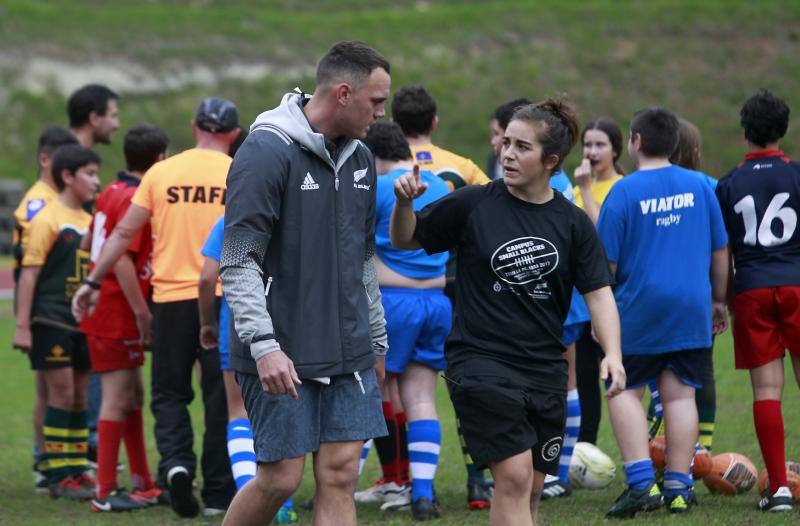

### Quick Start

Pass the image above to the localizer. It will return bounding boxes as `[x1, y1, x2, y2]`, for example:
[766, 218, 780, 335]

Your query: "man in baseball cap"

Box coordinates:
[195, 98, 239, 134]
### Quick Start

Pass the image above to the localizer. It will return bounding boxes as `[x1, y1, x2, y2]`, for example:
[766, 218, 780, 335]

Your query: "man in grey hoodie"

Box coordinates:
[219, 41, 391, 526]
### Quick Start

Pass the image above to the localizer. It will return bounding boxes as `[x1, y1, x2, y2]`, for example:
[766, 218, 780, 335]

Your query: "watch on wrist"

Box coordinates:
[83, 278, 101, 290]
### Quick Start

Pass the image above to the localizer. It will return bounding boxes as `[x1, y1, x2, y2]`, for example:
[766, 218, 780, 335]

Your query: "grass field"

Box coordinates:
[0, 300, 798, 525]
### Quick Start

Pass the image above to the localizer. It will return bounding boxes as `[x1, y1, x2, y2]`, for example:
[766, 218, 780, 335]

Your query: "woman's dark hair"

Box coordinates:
[582, 117, 625, 174]
[51, 144, 101, 191]
[740, 89, 790, 148]
[669, 118, 701, 170]
[363, 122, 412, 162]
[630, 107, 680, 158]
[510, 98, 579, 173]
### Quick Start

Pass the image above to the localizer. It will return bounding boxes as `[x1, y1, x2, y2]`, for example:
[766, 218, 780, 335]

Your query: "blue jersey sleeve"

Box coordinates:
[201, 215, 225, 261]
[596, 186, 625, 264]
[704, 183, 728, 251]
[375, 175, 395, 227]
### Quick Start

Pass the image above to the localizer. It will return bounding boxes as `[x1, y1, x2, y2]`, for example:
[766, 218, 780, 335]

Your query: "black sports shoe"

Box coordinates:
[467, 479, 492, 509]
[606, 482, 663, 518]
[91, 489, 147, 512]
[757, 486, 794, 512]
[541, 476, 572, 500]
[666, 492, 694, 514]
[167, 468, 199, 518]
[412, 496, 440, 521]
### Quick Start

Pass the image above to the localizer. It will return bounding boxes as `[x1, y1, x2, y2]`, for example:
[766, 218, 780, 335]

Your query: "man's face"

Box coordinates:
[342, 68, 390, 139]
[92, 98, 120, 145]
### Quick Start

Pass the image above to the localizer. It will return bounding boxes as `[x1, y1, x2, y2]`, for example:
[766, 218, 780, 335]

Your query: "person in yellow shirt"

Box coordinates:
[571, 117, 625, 450]
[13, 144, 99, 500]
[12, 125, 80, 492]
[72, 98, 242, 518]
[391, 85, 489, 191]
[572, 117, 625, 224]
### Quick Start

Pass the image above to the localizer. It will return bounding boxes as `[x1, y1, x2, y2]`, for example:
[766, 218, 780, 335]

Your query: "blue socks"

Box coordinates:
[359, 439, 373, 476]
[407, 419, 441, 502]
[624, 459, 656, 492]
[226, 419, 257, 490]
[663, 471, 693, 501]
[558, 389, 581, 484]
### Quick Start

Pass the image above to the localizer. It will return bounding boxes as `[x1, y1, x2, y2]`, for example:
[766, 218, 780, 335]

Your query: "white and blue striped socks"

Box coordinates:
[359, 439, 373, 476]
[558, 388, 581, 484]
[407, 419, 441, 502]
[226, 418, 257, 490]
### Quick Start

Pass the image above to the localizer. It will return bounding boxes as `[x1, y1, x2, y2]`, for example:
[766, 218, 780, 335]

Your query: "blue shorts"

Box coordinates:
[382, 287, 451, 374]
[619, 349, 705, 390]
[219, 298, 231, 371]
[562, 322, 587, 346]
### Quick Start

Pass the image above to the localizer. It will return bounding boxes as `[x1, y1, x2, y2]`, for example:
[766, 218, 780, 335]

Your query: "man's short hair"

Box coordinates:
[37, 125, 79, 157]
[363, 122, 412, 162]
[51, 144, 101, 191]
[124, 124, 169, 173]
[67, 84, 118, 128]
[630, 107, 680, 158]
[316, 40, 390, 89]
[391, 85, 437, 137]
[740, 89, 790, 148]
[494, 97, 533, 130]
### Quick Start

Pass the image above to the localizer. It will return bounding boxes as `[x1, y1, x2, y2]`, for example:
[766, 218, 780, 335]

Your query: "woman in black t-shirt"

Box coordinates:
[390, 99, 626, 526]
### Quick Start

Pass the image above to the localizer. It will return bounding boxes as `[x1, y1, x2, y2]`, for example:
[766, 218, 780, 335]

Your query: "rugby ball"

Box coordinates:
[569, 442, 616, 489]
[757, 461, 800, 501]
[649, 436, 666, 470]
[703, 452, 758, 494]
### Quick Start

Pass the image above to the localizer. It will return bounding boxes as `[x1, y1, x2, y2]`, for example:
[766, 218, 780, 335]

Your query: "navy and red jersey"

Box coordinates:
[716, 151, 800, 294]
[80, 172, 153, 340]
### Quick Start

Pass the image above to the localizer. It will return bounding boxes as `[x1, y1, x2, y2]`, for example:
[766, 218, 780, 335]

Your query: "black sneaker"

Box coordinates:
[757, 486, 794, 512]
[467, 479, 492, 509]
[411, 496, 440, 521]
[666, 492, 694, 514]
[167, 467, 199, 518]
[91, 489, 147, 512]
[606, 482, 663, 518]
[541, 475, 572, 500]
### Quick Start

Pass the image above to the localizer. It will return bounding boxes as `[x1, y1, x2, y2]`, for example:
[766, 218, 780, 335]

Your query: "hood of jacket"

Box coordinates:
[250, 92, 360, 171]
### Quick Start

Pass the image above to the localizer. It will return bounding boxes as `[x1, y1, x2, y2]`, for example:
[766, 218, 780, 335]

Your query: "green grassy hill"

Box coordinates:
[2, 0, 800, 185]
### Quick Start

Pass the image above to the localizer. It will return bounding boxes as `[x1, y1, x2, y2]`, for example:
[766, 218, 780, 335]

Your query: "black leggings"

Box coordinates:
[575, 329, 604, 443]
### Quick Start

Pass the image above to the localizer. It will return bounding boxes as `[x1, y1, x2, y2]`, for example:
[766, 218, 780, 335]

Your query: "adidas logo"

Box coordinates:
[301, 172, 320, 190]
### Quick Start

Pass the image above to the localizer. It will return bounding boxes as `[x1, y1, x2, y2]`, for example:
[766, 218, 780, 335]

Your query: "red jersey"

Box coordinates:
[80, 172, 153, 340]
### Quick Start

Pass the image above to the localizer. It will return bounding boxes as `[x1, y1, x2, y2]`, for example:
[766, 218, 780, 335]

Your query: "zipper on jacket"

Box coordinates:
[354, 371, 365, 394]
[333, 167, 346, 373]
[264, 276, 273, 296]
[334, 173, 339, 191]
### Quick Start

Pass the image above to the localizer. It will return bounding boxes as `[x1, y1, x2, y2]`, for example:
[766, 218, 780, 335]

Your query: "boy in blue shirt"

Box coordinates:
[357, 122, 450, 520]
[597, 108, 729, 517]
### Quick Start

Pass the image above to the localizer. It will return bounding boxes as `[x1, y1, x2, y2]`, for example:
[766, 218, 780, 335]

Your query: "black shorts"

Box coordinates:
[30, 324, 90, 371]
[447, 373, 566, 474]
[621, 349, 705, 390]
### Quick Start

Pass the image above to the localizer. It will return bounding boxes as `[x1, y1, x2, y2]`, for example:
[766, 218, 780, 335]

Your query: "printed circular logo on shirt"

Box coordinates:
[490, 236, 559, 285]
[541, 436, 563, 462]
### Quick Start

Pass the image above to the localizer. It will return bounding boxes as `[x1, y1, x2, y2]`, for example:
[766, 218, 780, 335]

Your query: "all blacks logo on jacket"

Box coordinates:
[490, 236, 559, 285]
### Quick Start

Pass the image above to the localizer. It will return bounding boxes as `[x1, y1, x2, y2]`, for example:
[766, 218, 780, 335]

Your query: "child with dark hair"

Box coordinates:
[715, 89, 800, 512]
[599, 108, 729, 517]
[391, 99, 624, 526]
[13, 144, 100, 500]
[80, 125, 169, 512]
[12, 125, 80, 492]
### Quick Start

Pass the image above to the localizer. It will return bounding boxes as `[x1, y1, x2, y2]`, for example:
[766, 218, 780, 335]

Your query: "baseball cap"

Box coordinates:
[195, 97, 239, 133]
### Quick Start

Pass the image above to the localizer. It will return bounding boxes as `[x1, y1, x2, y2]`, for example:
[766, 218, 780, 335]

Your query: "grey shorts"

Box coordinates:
[237, 367, 387, 463]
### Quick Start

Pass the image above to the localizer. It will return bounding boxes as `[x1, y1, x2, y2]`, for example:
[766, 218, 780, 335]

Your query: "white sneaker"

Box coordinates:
[202, 507, 226, 517]
[379, 484, 412, 512]
[355, 480, 408, 504]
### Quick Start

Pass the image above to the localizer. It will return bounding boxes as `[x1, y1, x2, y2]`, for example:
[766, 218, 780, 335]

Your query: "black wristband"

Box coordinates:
[83, 278, 101, 290]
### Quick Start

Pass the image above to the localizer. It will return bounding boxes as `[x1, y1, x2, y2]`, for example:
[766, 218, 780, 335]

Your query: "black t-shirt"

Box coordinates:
[414, 180, 614, 393]
[716, 151, 800, 293]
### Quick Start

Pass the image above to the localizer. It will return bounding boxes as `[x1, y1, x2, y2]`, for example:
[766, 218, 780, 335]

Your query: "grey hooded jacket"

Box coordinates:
[220, 93, 388, 378]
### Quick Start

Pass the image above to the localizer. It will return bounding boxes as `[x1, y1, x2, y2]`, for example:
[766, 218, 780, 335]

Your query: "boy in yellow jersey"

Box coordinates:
[391, 85, 489, 191]
[390, 84, 493, 509]
[73, 98, 241, 518]
[12, 126, 80, 492]
[13, 144, 100, 500]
